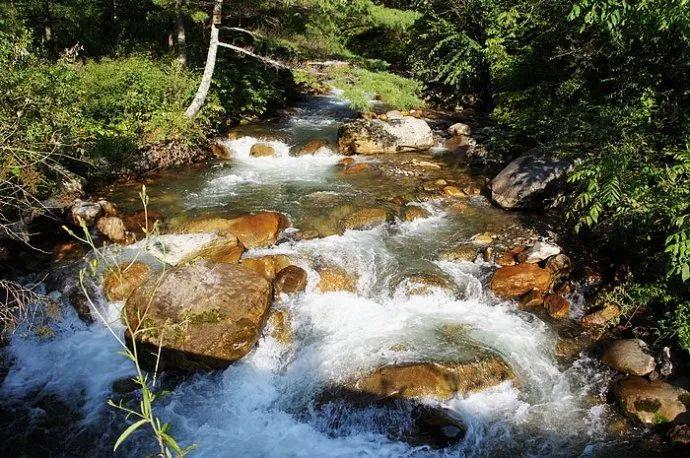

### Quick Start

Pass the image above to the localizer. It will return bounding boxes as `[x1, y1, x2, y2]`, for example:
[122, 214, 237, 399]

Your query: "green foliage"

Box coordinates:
[328, 65, 423, 111]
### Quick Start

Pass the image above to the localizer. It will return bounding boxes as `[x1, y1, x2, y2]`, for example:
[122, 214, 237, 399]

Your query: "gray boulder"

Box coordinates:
[602, 339, 656, 376]
[338, 116, 434, 155]
[489, 155, 571, 209]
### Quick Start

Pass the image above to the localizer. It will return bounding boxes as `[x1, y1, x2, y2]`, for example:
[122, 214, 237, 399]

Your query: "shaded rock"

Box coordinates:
[544, 293, 569, 318]
[581, 303, 621, 327]
[448, 122, 471, 136]
[350, 357, 515, 400]
[124, 260, 272, 371]
[339, 207, 388, 232]
[102, 262, 150, 302]
[122, 209, 162, 235]
[490, 263, 553, 299]
[143, 233, 244, 266]
[249, 143, 276, 157]
[52, 241, 85, 262]
[670, 424, 690, 444]
[211, 138, 233, 159]
[444, 136, 470, 152]
[296, 139, 330, 155]
[554, 335, 592, 361]
[496, 246, 526, 267]
[341, 162, 374, 175]
[545, 253, 572, 275]
[602, 339, 656, 376]
[96, 216, 129, 244]
[338, 117, 434, 155]
[240, 254, 293, 281]
[338, 157, 355, 166]
[98, 200, 118, 216]
[614, 376, 689, 426]
[274, 265, 308, 296]
[517, 241, 561, 263]
[519, 290, 544, 309]
[317, 266, 357, 293]
[70, 199, 102, 226]
[489, 155, 571, 209]
[402, 206, 431, 222]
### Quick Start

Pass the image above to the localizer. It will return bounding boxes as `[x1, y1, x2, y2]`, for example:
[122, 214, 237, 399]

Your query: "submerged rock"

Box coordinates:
[602, 339, 656, 376]
[102, 262, 150, 302]
[339, 207, 388, 232]
[266, 308, 292, 344]
[124, 260, 272, 371]
[614, 376, 689, 426]
[295, 138, 330, 155]
[489, 155, 571, 209]
[439, 244, 479, 262]
[544, 293, 569, 318]
[338, 117, 434, 155]
[143, 233, 244, 266]
[490, 263, 553, 299]
[350, 357, 515, 400]
[401, 206, 431, 222]
[581, 303, 621, 327]
[402, 274, 457, 297]
[70, 199, 102, 226]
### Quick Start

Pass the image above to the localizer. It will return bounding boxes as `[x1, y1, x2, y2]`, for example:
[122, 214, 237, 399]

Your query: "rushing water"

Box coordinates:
[1, 93, 644, 456]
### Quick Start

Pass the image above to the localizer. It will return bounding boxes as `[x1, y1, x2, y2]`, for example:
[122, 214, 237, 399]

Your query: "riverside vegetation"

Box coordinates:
[2, 0, 690, 456]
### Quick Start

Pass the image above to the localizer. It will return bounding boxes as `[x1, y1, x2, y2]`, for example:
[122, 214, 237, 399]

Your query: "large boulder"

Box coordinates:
[249, 143, 276, 157]
[489, 155, 571, 209]
[240, 254, 293, 281]
[350, 356, 515, 400]
[614, 377, 689, 426]
[490, 263, 553, 299]
[602, 339, 656, 376]
[102, 262, 150, 302]
[171, 212, 289, 248]
[338, 117, 434, 155]
[124, 260, 272, 371]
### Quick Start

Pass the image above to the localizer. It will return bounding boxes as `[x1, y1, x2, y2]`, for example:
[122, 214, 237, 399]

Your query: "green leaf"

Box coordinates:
[114, 419, 147, 450]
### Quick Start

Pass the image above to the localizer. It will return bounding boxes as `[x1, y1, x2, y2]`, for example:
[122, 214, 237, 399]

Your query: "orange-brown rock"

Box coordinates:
[274, 265, 308, 296]
[122, 209, 162, 234]
[96, 216, 129, 243]
[266, 308, 292, 344]
[317, 266, 357, 293]
[351, 357, 515, 400]
[342, 163, 372, 175]
[544, 293, 569, 318]
[240, 254, 293, 280]
[172, 212, 289, 248]
[125, 260, 272, 371]
[296, 139, 329, 155]
[402, 206, 431, 222]
[249, 143, 276, 157]
[339, 207, 388, 232]
[581, 303, 621, 327]
[103, 262, 150, 302]
[490, 263, 553, 299]
[338, 157, 355, 166]
[52, 241, 85, 262]
[443, 186, 467, 198]
[519, 290, 544, 309]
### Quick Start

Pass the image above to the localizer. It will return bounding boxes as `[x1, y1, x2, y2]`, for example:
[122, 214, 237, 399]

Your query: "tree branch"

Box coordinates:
[217, 42, 289, 69]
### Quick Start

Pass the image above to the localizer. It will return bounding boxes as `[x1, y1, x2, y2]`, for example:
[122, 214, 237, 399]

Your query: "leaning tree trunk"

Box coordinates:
[175, 0, 187, 66]
[184, 0, 222, 118]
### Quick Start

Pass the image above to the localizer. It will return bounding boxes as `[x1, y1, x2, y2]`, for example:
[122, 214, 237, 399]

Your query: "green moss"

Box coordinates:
[328, 65, 423, 111]
[183, 309, 224, 325]
[634, 398, 661, 413]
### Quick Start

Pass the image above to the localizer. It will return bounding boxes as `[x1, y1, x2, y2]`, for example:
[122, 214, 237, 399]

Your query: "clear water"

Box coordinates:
[1, 94, 638, 456]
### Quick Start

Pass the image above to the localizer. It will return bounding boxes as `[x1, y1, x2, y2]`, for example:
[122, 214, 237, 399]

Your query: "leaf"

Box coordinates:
[114, 419, 147, 450]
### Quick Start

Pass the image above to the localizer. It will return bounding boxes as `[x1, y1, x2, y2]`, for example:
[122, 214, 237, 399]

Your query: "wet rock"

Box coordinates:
[341, 162, 374, 175]
[292, 229, 319, 241]
[338, 117, 434, 155]
[490, 263, 553, 299]
[240, 254, 293, 281]
[470, 232, 495, 246]
[581, 303, 621, 327]
[443, 185, 466, 198]
[517, 241, 561, 263]
[266, 308, 292, 344]
[602, 339, 656, 376]
[440, 244, 478, 262]
[519, 290, 544, 308]
[350, 357, 515, 400]
[403, 274, 456, 296]
[489, 155, 572, 209]
[496, 246, 526, 267]
[98, 200, 118, 216]
[670, 424, 690, 444]
[70, 199, 102, 226]
[249, 143, 276, 157]
[317, 266, 357, 293]
[444, 136, 470, 152]
[544, 293, 569, 318]
[338, 157, 355, 166]
[52, 241, 85, 262]
[401, 206, 431, 222]
[448, 122, 471, 136]
[96, 216, 129, 244]
[295, 138, 330, 156]
[274, 265, 308, 296]
[614, 376, 689, 426]
[545, 253, 572, 275]
[171, 212, 289, 248]
[124, 260, 272, 371]
[211, 138, 233, 159]
[102, 262, 150, 302]
[554, 335, 592, 361]
[339, 207, 388, 232]
[143, 233, 244, 266]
